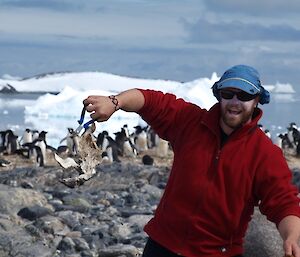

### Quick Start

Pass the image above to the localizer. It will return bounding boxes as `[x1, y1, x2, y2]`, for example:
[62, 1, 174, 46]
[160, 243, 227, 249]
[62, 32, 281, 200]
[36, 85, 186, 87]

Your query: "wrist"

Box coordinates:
[108, 95, 120, 111]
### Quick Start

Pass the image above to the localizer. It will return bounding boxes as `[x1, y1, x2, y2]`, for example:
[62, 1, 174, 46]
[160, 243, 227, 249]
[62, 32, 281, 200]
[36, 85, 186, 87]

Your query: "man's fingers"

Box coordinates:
[85, 104, 95, 112]
[90, 112, 98, 121]
[284, 241, 300, 257]
[90, 112, 109, 122]
[83, 95, 98, 106]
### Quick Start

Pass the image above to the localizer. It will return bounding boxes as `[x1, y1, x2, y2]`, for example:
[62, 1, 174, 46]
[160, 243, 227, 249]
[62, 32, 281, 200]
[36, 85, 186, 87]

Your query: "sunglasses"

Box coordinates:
[219, 90, 258, 102]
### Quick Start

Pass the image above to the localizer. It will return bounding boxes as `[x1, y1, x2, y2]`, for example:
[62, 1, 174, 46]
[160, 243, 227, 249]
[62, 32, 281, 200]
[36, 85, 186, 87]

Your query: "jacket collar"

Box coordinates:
[201, 103, 263, 139]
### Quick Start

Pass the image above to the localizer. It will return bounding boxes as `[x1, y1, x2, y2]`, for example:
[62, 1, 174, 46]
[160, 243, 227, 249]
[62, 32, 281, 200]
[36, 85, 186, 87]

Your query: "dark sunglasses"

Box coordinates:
[219, 90, 258, 102]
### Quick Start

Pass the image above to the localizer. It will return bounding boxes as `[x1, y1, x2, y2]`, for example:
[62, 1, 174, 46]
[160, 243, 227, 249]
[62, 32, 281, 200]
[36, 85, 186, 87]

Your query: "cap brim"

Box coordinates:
[218, 80, 260, 95]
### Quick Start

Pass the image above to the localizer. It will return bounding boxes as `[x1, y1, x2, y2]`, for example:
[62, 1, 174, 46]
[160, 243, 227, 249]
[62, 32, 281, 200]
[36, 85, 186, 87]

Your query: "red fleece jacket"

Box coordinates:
[137, 89, 300, 257]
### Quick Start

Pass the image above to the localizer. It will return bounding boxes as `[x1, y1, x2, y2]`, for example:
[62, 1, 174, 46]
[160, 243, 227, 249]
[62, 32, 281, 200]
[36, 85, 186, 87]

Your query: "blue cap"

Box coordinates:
[212, 65, 270, 104]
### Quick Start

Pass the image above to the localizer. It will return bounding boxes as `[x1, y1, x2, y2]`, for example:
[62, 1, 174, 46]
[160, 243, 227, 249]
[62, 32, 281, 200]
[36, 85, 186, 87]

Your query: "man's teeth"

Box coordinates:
[229, 110, 240, 114]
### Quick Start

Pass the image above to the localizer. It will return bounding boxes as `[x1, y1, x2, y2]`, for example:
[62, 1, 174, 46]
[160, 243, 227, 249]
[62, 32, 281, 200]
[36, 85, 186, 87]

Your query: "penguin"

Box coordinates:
[23, 130, 48, 166]
[101, 149, 113, 164]
[72, 132, 80, 157]
[4, 130, 19, 155]
[32, 130, 39, 141]
[275, 133, 284, 149]
[67, 128, 76, 155]
[147, 126, 158, 149]
[34, 143, 45, 167]
[111, 127, 137, 158]
[296, 140, 300, 157]
[122, 124, 130, 138]
[21, 128, 33, 145]
[258, 124, 264, 131]
[0, 131, 6, 152]
[134, 125, 148, 152]
[20, 128, 34, 158]
[106, 137, 121, 162]
[155, 137, 169, 158]
[292, 127, 300, 145]
[98, 134, 121, 162]
[96, 130, 109, 150]
[60, 128, 79, 156]
[122, 125, 138, 154]
[287, 128, 295, 148]
[114, 128, 128, 156]
[123, 139, 138, 157]
[264, 129, 272, 140]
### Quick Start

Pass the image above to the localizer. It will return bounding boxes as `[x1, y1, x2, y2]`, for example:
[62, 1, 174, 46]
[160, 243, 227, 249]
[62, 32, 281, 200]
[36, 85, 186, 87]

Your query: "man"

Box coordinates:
[83, 65, 300, 257]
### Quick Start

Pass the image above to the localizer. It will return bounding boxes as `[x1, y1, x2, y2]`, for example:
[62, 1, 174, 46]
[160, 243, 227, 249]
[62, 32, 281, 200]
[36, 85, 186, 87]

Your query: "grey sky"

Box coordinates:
[0, 0, 300, 86]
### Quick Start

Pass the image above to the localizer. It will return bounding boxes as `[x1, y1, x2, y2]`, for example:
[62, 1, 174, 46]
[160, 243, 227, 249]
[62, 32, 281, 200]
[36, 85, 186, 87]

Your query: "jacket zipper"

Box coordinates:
[214, 149, 221, 165]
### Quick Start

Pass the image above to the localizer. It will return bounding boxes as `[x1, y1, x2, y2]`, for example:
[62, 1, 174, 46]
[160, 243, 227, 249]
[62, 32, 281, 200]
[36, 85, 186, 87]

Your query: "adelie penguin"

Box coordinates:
[22, 130, 49, 167]
[60, 128, 80, 156]
[21, 128, 33, 145]
[3, 130, 19, 155]
[133, 125, 148, 152]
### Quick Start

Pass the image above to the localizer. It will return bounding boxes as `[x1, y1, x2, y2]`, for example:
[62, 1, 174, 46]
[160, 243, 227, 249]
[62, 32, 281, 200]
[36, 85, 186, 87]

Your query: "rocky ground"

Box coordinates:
[0, 148, 299, 257]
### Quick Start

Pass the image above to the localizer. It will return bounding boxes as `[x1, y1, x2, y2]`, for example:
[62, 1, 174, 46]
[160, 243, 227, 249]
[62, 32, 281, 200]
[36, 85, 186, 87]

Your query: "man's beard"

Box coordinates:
[221, 105, 254, 130]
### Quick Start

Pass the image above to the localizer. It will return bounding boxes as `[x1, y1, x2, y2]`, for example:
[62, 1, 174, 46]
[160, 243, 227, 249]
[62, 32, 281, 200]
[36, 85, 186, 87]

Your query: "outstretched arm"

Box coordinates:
[83, 89, 145, 122]
[278, 215, 300, 257]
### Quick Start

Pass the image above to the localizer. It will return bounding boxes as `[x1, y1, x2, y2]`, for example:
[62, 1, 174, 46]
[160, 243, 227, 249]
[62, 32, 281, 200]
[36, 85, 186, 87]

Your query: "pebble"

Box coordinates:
[0, 158, 298, 256]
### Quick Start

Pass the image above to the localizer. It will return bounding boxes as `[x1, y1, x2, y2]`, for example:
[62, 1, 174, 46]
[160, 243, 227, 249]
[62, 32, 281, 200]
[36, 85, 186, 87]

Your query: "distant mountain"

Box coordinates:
[0, 84, 18, 93]
[0, 71, 297, 97]
[0, 71, 183, 94]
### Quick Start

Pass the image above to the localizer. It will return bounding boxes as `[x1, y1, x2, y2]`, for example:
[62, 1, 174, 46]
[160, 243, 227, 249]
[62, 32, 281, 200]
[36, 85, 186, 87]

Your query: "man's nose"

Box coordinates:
[229, 94, 240, 103]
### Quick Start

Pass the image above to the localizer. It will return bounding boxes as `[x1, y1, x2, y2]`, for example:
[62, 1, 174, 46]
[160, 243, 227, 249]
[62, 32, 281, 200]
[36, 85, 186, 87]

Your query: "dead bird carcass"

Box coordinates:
[54, 123, 103, 188]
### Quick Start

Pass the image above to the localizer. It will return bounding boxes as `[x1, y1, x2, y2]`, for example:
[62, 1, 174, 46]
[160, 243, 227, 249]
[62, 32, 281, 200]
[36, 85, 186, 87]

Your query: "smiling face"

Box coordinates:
[219, 88, 259, 135]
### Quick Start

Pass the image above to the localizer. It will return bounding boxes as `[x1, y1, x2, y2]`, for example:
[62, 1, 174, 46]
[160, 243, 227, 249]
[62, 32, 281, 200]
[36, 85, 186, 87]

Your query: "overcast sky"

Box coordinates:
[1, 0, 300, 85]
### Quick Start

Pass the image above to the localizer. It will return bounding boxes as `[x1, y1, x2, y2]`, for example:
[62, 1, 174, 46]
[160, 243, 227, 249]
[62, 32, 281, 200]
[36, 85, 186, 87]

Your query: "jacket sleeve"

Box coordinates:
[254, 144, 300, 226]
[137, 89, 204, 144]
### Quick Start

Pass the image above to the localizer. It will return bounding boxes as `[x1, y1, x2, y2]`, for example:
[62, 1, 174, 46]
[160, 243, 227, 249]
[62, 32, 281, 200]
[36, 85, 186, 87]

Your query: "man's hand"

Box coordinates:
[278, 215, 300, 257]
[83, 95, 116, 122]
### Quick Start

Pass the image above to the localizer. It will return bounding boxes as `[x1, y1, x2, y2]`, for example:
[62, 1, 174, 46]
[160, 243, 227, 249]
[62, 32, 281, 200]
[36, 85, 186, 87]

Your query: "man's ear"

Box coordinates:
[255, 96, 260, 107]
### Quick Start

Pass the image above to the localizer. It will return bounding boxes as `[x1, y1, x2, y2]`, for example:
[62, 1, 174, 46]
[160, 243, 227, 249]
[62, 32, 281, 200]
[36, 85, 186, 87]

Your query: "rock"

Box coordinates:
[128, 215, 152, 231]
[244, 208, 284, 257]
[0, 84, 18, 93]
[98, 244, 140, 257]
[34, 215, 69, 235]
[141, 184, 162, 200]
[73, 237, 90, 251]
[57, 236, 76, 254]
[142, 154, 154, 165]
[17, 205, 53, 221]
[109, 222, 132, 240]
[0, 184, 52, 218]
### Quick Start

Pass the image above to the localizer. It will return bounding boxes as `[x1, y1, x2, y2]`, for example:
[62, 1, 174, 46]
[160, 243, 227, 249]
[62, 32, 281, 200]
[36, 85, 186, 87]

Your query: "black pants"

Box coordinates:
[142, 237, 243, 257]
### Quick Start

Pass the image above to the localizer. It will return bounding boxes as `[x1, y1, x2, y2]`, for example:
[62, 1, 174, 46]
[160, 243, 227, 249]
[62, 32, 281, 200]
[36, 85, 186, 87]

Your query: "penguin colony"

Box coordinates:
[0, 123, 171, 186]
[1, 122, 299, 186]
